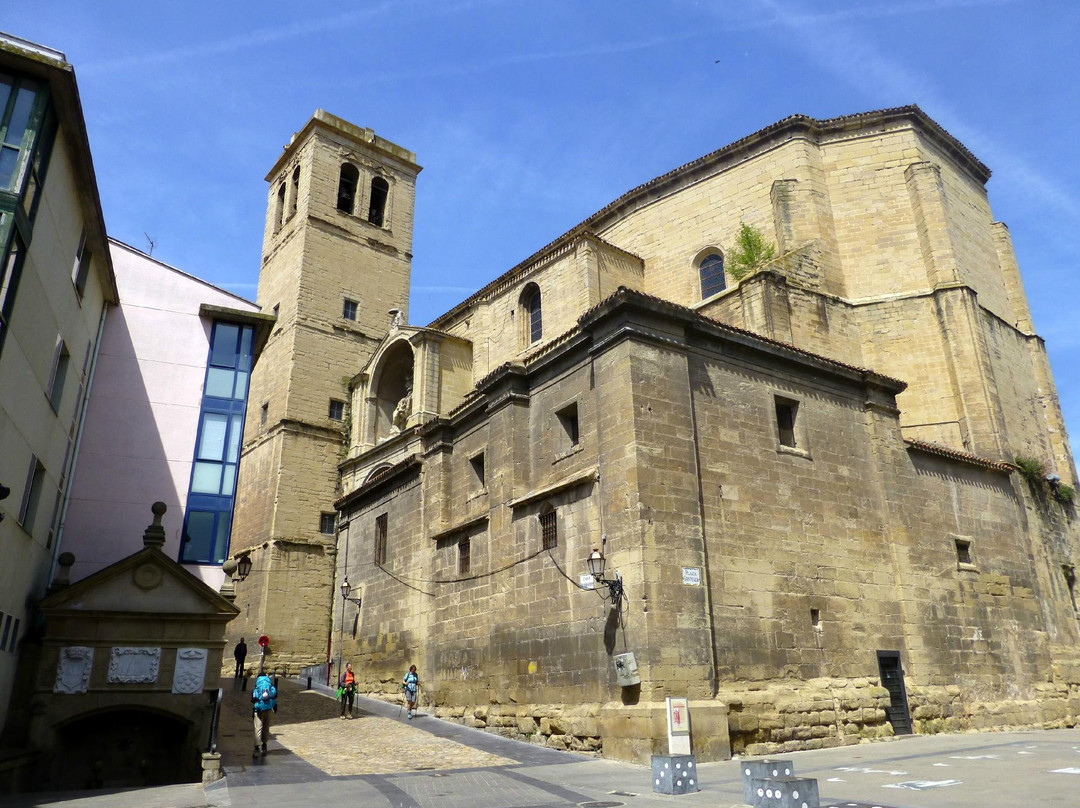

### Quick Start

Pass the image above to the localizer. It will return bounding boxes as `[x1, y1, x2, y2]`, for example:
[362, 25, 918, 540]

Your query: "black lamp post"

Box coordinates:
[586, 548, 624, 605]
[337, 578, 362, 685]
[236, 554, 253, 582]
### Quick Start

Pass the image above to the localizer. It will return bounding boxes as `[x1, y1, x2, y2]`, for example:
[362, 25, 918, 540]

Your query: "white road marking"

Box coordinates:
[1050, 767, 1080, 774]
[883, 779, 962, 790]
[836, 766, 908, 775]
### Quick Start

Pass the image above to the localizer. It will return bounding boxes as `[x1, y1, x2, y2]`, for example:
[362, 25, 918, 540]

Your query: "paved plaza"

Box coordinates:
[3, 679, 1080, 808]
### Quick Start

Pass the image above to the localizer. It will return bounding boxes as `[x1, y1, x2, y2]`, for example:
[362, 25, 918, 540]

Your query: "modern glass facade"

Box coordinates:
[180, 321, 253, 564]
[0, 69, 56, 353]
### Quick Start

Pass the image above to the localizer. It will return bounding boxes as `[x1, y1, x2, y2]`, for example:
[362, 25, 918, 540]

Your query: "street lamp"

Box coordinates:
[586, 548, 624, 606]
[236, 554, 253, 582]
[336, 577, 362, 687]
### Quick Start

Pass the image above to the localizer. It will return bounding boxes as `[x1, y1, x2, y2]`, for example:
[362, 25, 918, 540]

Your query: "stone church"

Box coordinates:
[230, 106, 1080, 761]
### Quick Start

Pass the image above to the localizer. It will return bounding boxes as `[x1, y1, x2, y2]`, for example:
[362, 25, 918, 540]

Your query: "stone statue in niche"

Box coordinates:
[389, 380, 412, 435]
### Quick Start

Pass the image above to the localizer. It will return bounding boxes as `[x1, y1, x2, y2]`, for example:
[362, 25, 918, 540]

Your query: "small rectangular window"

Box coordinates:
[319, 512, 336, 535]
[343, 299, 358, 321]
[775, 397, 798, 448]
[0, 615, 9, 651]
[955, 538, 973, 566]
[810, 608, 821, 628]
[329, 399, 345, 420]
[7, 618, 18, 652]
[47, 336, 70, 411]
[557, 403, 580, 449]
[470, 453, 486, 491]
[540, 509, 557, 550]
[260, 402, 268, 425]
[374, 513, 388, 566]
[18, 455, 45, 531]
[71, 229, 92, 299]
[459, 536, 471, 574]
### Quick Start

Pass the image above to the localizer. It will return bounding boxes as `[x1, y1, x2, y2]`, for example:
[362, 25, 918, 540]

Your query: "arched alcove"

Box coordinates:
[49, 707, 196, 790]
[372, 340, 415, 442]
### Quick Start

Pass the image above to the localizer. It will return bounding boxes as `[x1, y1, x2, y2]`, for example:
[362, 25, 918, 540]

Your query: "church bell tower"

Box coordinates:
[230, 111, 420, 669]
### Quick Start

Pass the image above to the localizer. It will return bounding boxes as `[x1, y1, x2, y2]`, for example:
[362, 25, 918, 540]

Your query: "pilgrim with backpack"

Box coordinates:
[251, 673, 278, 758]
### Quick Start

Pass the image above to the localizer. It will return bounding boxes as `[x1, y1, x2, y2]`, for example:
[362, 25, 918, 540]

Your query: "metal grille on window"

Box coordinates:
[540, 509, 557, 550]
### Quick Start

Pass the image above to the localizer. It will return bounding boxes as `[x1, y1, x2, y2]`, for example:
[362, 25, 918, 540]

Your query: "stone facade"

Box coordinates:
[232, 106, 1080, 762]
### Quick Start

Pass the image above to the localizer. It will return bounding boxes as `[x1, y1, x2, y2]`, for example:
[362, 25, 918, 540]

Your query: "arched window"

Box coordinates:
[368, 176, 389, 226]
[699, 252, 726, 299]
[274, 182, 286, 231]
[288, 165, 300, 219]
[337, 164, 359, 214]
[521, 283, 542, 345]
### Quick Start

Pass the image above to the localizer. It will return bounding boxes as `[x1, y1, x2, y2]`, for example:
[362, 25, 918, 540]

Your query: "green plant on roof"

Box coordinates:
[1014, 455, 1046, 485]
[728, 222, 777, 281]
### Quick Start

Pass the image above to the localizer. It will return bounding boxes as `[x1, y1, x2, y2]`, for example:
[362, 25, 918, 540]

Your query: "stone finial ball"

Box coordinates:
[152, 501, 167, 516]
[58, 552, 75, 567]
[222, 559, 238, 576]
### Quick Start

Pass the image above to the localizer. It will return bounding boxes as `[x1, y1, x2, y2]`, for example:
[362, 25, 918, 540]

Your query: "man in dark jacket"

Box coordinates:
[233, 638, 247, 678]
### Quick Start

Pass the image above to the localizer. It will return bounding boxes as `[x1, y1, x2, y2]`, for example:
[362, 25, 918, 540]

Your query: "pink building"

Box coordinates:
[60, 240, 270, 589]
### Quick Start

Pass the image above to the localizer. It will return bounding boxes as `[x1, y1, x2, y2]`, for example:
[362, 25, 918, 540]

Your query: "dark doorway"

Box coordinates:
[876, 650, 912, 735]
[49, 709, 196, 791]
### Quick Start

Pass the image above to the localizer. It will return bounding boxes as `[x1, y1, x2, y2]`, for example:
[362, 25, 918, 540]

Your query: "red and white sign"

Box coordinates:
[258, 635, 270, 648]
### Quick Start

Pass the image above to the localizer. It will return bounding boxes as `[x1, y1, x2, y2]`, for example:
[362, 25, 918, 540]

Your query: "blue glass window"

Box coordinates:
[180, 321, 253, 564]
[700, 253, 726, 299]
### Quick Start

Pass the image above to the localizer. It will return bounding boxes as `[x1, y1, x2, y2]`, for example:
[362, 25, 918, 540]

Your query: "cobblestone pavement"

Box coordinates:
[218, 679, 515, 776]
[7, 680, 1080, 808]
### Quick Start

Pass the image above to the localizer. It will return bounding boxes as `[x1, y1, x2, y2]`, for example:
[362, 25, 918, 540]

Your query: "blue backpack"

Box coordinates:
[252, 675, 277, 713]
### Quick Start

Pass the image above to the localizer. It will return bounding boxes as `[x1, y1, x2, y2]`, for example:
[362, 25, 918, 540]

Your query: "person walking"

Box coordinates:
[251, 672, 277, 758]
[233, 637, 247, 678]
[339, 662, 356, 719]
[402, 664, 419, 719]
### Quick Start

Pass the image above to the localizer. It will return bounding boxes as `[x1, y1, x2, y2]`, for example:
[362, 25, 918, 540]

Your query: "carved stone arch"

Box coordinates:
[365, 464, 394, 485]
[368, 338, 415, 443]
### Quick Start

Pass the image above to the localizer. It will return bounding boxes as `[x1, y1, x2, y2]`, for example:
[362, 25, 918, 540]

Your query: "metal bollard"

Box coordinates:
[306, 676, 312, 690]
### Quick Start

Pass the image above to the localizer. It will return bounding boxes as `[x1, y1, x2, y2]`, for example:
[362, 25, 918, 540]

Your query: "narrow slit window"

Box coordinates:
[329, 399, 345, 420]
[319, 512, 336, 535]
[470, 453, 485, 491]
[343, 298, 357, 320]
[955, 538, 973, 566]
[775, 397, 798, 448]
[557, 403, 580, 449]
[374, 512, 388, 566]
[458, 536, 471, 574]
[810, 608, 821, 628]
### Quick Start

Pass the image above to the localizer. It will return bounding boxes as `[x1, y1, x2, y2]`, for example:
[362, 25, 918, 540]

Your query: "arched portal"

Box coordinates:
[49, 708, 196, 790]
[372, 340, 415, 442]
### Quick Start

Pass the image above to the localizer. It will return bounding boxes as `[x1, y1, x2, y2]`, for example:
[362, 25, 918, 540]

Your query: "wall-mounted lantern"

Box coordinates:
[586, 548, 624, 606]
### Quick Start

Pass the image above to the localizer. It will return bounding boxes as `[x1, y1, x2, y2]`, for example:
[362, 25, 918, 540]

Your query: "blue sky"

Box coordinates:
[9, 1, 1080, 462]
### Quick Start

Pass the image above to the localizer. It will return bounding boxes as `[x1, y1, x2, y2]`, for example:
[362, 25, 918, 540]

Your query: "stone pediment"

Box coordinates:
[39, 546, 239, 618]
